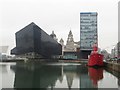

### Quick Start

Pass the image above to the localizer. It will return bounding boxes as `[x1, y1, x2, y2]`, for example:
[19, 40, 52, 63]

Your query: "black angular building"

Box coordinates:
[11, 22, 62, 58]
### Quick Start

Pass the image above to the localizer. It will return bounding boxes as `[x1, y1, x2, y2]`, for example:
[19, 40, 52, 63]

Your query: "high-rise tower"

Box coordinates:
[80, 12, 98, 59]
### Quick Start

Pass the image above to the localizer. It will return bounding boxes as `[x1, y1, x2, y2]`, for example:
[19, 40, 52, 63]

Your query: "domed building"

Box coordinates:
[50, 31, 58, 41]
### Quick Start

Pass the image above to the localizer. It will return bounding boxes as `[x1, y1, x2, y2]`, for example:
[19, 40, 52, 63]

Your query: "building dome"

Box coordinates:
[50, 31, 56, 38]
[50, 31, 58, 41]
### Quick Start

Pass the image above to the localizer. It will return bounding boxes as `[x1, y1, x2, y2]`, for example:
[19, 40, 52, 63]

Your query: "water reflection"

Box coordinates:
[9, 61, 119, 89]
[0, 64, 7, 73]
[88, 68, 103, 88]
[79, 65, 95, 88]
[1, 63, 16, 88]
[105, 67, 120, 88]
[11, 62, 62, 88]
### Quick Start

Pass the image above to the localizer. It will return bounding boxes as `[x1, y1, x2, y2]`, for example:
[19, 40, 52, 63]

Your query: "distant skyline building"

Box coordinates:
[80, 12, 98, 59]
[0, 46, 9, 60]
[0, 46, 8, 53]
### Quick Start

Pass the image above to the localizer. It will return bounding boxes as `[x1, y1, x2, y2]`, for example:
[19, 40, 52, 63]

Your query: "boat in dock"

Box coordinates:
[88, 44, 104, 67]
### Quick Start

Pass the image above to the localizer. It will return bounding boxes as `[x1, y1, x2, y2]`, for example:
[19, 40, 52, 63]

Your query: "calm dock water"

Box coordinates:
[0, 61, 120, 89]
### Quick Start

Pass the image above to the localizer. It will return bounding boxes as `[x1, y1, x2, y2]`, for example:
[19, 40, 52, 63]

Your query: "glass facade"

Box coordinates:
[80, 12, 98, 50]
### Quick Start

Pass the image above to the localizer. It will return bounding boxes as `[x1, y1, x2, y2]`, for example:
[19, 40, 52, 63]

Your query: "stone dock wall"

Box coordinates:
[104, 62, 120, 73]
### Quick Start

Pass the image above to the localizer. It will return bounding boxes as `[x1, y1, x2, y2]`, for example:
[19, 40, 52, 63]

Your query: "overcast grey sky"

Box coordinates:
[0, 0, 119, 54]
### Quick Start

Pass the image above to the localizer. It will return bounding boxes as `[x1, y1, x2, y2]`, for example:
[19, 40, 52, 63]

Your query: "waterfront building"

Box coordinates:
[64, 30, 76, 51]
[110, 42, 120, 59]
[101, 49, 110, 60]
[111, 49, 114, 58]
[80, 12, 98, 59]
[115, 42, 120, 59]
[62, 30, 80, 59]
[11, 22, 62, 59]
[115, 44, 118, 58]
